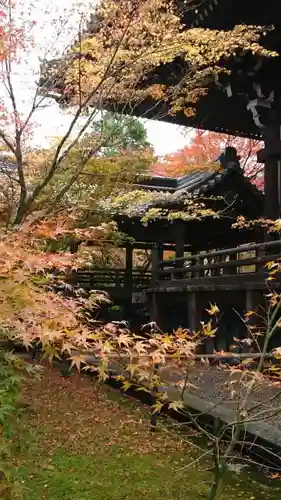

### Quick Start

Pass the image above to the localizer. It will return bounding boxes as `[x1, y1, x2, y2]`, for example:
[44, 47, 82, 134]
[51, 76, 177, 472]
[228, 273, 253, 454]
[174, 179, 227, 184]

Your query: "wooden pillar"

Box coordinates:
[228, 252, 237, 275]
[158, 242, 164, 263]
[245, 289, 261, 347]
[125, 245, 133, 300]
[175, 222, 185, 267]
[245, 289, 261, 315]
[256, 246, 265, 273]
[150, 292, 158, 324]
[151, 244, 159, 288]
[190, 251, 197, 278]
[150, 244, 161, 325]
[187, 292, 198, 332]
[257, 108, 281, 220]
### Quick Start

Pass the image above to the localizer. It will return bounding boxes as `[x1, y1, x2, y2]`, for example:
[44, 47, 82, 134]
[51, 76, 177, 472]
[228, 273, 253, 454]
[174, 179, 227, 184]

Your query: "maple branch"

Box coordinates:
[23, 15, 133, 217]
[0, 129, 16, 155]
[1, 0, 29, 226]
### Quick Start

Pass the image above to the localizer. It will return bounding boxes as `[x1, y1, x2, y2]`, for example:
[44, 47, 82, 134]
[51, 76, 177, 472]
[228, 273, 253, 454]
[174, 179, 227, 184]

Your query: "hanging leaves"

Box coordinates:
[43, 0, 277, 116]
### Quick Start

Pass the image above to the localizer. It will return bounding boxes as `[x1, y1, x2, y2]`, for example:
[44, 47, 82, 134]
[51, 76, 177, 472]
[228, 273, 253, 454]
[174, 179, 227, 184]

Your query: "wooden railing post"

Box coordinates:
[125, 245, 133, 299]
[256, 246, 265, 274]
[155, 238, 281, 286]
[115, 270, 121, 290]
[213, 254, 224, 276]
[175, 222, 185, 268]
[158, 242, 164, 263]
[228, 252, 237, 275]
[151, 244, 159, 288]
[190, 252, 196, 278]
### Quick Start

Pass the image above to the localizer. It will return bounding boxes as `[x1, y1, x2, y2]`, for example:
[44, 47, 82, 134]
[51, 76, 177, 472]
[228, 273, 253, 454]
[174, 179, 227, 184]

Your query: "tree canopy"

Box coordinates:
[43, 0, 276, 118]
[92, 112, 151, 156]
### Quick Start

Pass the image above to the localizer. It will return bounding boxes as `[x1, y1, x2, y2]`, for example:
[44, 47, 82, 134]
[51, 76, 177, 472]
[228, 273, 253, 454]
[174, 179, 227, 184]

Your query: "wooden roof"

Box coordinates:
[164, 0, 281, 138]
[110, 154, 264, 249]
[136, 157, 263, 214]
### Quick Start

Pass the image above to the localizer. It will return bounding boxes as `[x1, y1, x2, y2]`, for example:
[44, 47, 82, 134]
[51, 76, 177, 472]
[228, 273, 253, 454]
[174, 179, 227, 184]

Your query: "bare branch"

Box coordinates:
[25, 19, 133, 213]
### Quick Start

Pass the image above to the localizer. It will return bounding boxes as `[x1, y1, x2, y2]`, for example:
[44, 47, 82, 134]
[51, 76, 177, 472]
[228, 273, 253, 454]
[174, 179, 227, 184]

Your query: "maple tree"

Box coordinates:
[19, 128, 153, 228]
[0, 0, 270, 359]
[48, 0, 275, 117]
[152, 129, 264, 189]
[0, 0, 272, 227]
[0, 1, 156, 228]
[0, 3, 280, 498]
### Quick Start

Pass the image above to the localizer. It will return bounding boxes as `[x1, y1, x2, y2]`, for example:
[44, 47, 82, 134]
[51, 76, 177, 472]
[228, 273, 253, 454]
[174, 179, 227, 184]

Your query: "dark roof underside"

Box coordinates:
[109, 0, 281, 139]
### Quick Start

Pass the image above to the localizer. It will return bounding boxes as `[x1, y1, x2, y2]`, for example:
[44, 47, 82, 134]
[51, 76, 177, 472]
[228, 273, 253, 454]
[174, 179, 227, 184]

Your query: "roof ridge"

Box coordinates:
[137, 160, 240, 194]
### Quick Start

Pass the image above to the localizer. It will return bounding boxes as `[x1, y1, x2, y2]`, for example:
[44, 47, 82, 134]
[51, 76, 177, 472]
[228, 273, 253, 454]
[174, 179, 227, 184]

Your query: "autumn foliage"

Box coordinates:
[45, 0, 276, 117]
[152, 130, 263, 190]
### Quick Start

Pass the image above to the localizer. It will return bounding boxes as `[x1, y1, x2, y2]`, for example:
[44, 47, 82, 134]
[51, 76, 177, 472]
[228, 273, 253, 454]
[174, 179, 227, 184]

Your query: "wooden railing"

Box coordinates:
[68, 268, 151, 292]
[151, 239, 281, 290]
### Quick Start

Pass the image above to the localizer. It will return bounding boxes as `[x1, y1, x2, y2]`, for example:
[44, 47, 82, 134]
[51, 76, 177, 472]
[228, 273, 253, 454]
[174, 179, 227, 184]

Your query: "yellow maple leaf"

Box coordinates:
[151, 400, 164, 414]
[69, 354, 86, 371]
[206, 303, 219, 316]
[168, 400, 185, 412]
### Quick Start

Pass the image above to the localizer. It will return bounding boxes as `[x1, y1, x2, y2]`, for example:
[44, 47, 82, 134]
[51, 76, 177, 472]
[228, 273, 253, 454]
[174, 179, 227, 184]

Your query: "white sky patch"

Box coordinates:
[2, 0, 192, 156]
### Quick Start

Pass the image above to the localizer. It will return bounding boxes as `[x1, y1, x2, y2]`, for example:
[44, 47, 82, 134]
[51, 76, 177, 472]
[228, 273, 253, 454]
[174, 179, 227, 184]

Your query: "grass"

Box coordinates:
[6, 366, 281, 500]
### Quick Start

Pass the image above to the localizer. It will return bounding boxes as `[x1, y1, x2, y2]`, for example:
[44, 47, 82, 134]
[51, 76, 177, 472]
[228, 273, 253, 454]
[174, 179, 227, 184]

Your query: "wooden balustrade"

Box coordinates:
[59, 239, 281, 294]
[150, 239, 281, 289]
[68, 268, 151, 291]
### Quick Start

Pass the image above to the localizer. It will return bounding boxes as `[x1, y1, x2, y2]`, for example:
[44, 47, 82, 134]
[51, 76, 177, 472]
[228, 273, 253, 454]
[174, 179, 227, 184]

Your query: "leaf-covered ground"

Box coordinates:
[8, 367, 281, 500]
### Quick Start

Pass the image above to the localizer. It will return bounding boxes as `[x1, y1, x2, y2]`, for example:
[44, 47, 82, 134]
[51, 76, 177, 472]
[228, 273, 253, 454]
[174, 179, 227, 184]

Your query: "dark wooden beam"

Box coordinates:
[117, 242, 189, 251]
[187, 292, 198, 332]
[151, 244, 160, 287]
[125, 245, 133, 299]
[262, 109, 281, 220]
[175, 222, 185, 268]
[257, 142, 281, 163]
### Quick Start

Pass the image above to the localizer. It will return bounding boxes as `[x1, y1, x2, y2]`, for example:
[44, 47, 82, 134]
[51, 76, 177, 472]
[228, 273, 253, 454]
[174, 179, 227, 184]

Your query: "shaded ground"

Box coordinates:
[7, 366, 281, 500]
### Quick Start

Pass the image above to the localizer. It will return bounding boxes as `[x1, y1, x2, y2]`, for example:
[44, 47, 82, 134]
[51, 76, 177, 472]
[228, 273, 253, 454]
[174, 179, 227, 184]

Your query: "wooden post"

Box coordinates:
[125, 245, 133, 300]
[245, 290, 261, 315]
[245, 289, 261, 347]
[257, 108, 281, 220]
[228, 252, 237, 275]
[188, 292, 198, 332]
[213, 254, 223, 276]
[158, 242, 164, 263]
[150, 292, 158, 324]
[174, 223, 185, 280]
[198, 256, 205, 277]
[151, 244, 159, 288]
[149, 244, 159, 324]
[256, 246, 265, 274]
[175, 222, 185, 267]
[264, 127, 281, 221]
[190, 251, 197, 278]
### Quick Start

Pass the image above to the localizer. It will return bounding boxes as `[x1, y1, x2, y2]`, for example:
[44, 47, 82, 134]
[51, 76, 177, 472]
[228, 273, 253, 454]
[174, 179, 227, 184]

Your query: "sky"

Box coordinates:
[1, 0, 191, 157]
[30, 103, 190, 156]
